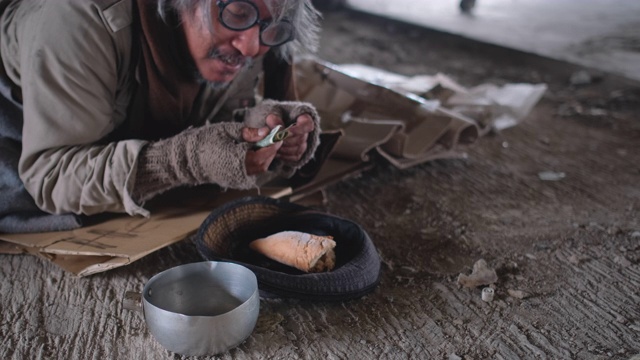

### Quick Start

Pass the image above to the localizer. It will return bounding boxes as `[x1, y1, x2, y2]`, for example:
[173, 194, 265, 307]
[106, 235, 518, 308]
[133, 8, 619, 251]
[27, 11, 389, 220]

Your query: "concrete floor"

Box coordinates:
[1, 4, 640, 360]
[345, 0, 640, 81]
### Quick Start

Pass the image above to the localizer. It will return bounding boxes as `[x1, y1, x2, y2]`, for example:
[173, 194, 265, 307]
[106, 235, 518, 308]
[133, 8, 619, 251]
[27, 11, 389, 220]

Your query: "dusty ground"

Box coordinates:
[2, 8, 639, 360]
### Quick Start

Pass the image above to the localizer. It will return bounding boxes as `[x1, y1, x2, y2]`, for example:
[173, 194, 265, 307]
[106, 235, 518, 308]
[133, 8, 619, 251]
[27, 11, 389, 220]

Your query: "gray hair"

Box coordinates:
[156, 0, 321, 60]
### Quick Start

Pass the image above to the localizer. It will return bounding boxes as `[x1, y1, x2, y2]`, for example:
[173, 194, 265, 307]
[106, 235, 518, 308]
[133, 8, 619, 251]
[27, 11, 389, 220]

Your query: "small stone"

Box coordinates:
[567, 254, 581, 265]
[631, 231, 640, 238]
[616, 315, 628, 324]
[538, 171, 566, 181]
[525, 253, 537, 260]
[449, 353, 463, 360]
[507, 289, 529, 299]
[453, 319, 464, 326]
[421, 227, 437, 234]
[400, 266, 418, 273]
[570, 70, 592, 86]
[613, 255, 632, 267]
[457, 259, 498, 288]
[586, 108, 608, 116]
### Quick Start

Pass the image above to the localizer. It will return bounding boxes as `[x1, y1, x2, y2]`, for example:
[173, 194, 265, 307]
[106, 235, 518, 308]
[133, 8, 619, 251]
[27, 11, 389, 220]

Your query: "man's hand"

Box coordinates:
[242, 126, 283, 175]
[242, 110, 315, 175]
[266, 113, 314, 162]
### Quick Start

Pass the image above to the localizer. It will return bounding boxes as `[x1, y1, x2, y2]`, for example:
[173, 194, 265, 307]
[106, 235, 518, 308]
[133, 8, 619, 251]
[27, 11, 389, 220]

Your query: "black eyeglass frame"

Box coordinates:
[215, 0, 295, 46]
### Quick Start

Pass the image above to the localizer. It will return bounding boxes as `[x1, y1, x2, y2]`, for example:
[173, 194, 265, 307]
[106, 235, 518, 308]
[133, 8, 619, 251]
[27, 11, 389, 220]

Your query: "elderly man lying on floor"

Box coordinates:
[0, 0, 322, 233]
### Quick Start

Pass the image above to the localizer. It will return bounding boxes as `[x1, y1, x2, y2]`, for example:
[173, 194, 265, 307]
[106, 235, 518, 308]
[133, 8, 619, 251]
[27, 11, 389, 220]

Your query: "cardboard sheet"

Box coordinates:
[0, 187, 291, 276]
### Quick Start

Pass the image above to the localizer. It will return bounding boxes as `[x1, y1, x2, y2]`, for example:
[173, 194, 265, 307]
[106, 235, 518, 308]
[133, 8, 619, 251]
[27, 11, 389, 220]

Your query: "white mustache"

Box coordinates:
[207, 48, 247, 66]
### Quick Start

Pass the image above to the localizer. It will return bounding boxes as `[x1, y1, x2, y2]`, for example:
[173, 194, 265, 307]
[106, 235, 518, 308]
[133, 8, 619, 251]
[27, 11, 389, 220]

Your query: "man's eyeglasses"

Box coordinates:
[216, 0, 295, 47]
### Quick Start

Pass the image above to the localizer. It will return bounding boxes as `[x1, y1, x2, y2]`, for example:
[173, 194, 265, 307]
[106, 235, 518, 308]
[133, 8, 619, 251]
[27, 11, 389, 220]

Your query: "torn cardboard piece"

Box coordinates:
[295, 59, 475, 166]
[0, 187, 291, 276]
[334, 62, 547, 133]
[293, 58, 545, 168]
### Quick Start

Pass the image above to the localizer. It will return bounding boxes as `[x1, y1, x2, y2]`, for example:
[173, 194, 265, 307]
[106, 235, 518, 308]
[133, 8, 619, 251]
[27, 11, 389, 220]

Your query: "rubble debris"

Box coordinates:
[507, 289, 530, 299]
[538, 171, 566, 181]
[613, 255, 632, 268]
[481, 287, 495, 302]
[569, 70, 593, 86]
[457, 259, 498, 288]
[616, 315, 628, 325]
[586, 108, 609, 117]
[567, 254, 582, 265]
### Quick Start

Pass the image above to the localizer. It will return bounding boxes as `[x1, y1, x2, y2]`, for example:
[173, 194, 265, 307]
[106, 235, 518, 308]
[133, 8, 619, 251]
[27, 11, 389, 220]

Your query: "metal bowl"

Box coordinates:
[124, 261, 259, 356]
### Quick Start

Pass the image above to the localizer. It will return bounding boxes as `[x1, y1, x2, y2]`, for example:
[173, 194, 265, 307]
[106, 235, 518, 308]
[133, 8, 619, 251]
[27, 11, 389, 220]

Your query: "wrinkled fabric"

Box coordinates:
[0, 77, 82, 232]
[1, 0, 148, 222]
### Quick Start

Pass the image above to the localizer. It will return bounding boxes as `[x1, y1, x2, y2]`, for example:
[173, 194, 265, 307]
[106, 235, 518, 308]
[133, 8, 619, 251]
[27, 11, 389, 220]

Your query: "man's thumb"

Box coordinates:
[242, 126, 269, 142]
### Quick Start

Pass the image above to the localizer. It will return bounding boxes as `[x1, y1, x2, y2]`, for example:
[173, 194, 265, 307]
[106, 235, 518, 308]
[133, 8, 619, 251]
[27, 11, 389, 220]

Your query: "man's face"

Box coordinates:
[181, 0, 273, 86]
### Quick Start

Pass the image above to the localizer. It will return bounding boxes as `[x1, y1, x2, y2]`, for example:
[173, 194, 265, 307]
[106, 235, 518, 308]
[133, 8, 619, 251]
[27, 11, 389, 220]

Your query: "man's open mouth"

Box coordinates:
[217, 55, 245, 67]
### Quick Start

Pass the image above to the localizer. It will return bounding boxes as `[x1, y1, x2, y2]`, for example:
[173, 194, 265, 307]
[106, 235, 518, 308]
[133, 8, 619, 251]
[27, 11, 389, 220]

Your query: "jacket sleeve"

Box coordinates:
[17, 1, 149, 216]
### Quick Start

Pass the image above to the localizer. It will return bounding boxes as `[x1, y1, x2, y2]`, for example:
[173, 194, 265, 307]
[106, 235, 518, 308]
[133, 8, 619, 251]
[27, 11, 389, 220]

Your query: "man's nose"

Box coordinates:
[231, 25, 262, 57]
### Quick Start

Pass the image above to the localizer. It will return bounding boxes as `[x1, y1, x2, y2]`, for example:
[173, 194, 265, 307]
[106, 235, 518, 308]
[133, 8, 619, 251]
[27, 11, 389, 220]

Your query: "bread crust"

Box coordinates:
[249, 231, 337, 272]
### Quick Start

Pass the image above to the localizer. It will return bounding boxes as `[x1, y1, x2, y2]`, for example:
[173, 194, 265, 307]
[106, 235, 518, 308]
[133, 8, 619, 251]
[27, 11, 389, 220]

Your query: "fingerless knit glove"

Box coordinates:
[132, 100, 321, 203]
[132, 122, 255, 202]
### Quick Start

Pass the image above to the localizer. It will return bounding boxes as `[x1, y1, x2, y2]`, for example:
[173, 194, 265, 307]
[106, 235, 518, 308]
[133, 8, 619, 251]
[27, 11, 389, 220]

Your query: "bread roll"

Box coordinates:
[249, 231, 336, 272]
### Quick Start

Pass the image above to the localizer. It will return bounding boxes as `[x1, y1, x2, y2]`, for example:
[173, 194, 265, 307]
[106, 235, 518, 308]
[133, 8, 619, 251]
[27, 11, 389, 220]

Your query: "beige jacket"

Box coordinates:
[0, 0, 274, 217]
